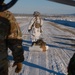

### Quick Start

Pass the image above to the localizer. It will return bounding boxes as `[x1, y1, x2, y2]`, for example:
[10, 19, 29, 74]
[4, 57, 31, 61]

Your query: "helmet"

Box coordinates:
[0, 0, 4, 4]
[33, 11, 40, 16]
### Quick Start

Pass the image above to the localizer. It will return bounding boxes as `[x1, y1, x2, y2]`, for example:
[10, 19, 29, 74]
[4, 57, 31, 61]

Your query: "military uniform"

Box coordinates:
[0, 10, 24, 75]
[28, 17, 43, 43]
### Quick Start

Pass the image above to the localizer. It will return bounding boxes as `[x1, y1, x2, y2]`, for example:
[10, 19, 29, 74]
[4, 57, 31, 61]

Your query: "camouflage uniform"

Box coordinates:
[0, 10, 24, 75]
[28, 17, 43, 43]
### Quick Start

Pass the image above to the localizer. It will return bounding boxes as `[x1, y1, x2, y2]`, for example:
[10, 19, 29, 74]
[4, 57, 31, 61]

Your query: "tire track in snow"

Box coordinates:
[48, 22, 75, 35]
[9, 17, 75, 75]
[43, 20, 74, 75]
[39, 52, 46, 75]
[28, 52, 40, 75]
[54, 48, 67, 75]
[23, 52, 32, 75]
[46, 51, 50, 75]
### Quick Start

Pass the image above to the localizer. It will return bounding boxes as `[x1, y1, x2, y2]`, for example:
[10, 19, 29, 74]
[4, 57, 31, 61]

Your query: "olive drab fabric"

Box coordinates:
[0, 10, 24, 75]
[34, 17, 41, 28]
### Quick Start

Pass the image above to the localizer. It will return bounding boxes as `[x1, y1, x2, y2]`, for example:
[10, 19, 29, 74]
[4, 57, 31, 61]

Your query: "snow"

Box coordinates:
[8, 16, 75, 75]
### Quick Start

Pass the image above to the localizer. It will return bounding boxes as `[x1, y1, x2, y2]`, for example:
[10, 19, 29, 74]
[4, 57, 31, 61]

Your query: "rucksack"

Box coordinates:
[34, 17, 41, 28]
[35, 38, 47, 52]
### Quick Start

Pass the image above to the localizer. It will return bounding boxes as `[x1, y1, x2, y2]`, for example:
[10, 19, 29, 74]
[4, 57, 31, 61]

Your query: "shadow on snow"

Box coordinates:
[23, 61, 65, 75]
[22, 39, 75, 51]
[53, 36, 75, 47]
[8, 56, 65, 75]
[47, 44, 75, 51]
[22, 40, 32, 51]
[46, 36, 75, 51]
[54, 41, 75, 47]
[53, 36, 75, 41]
[44, 19, 75, 28]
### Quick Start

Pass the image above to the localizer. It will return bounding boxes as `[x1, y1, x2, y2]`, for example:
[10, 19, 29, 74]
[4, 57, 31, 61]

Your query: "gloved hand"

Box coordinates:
[28, 29, 31, 32]
[12, 62, 22, 73]
[40, 29, 42, 33]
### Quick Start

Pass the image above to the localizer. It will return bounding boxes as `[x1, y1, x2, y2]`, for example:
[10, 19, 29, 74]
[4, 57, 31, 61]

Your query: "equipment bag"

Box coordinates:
[34, 17, 41, 28]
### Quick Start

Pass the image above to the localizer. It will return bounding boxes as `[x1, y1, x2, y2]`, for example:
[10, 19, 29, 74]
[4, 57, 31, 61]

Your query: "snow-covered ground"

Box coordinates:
[8, 16, 75, 75]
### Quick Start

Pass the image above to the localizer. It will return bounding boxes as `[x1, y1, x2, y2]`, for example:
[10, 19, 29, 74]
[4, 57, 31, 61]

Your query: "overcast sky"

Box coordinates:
[5, 0, 75, 15]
